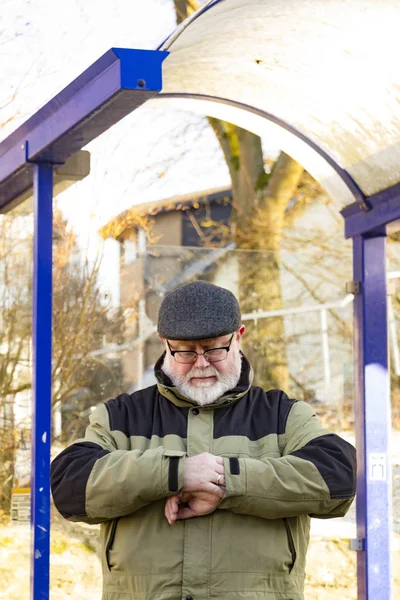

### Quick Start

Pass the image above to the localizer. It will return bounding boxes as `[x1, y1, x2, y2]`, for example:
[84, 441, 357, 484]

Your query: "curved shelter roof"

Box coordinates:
[0, 4, 395, 599]
[149, 0, 400, 210]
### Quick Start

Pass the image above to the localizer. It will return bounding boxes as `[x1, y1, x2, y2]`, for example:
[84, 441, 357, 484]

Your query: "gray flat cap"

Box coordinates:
[158, 280, 241, 340]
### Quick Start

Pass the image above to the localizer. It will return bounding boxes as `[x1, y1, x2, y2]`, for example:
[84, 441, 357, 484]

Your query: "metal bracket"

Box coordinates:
[349, 538, 365, 552]
[358, 199, 371, 212]
[23, 141, 64, 166]
[346, 281, 361, 295]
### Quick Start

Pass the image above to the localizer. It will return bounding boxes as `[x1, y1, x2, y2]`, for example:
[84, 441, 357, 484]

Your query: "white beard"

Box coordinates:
[162, 342, 242, 406]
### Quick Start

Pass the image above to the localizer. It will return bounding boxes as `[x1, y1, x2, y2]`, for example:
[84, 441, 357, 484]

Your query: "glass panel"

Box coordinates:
[387, 242, 400, 596]
[124, 243, 354, 412]
[50, 206, 121, 597]
[0, 200, 32, 599]
[54, 212, 400, 596]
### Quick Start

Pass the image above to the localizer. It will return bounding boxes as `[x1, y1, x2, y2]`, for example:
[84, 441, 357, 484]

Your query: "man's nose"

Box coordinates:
[193, 353, 209, 368]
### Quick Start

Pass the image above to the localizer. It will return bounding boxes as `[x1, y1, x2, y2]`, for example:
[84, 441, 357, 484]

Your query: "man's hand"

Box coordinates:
[165, 489, 226, 525]
[183, 452, 225, 495]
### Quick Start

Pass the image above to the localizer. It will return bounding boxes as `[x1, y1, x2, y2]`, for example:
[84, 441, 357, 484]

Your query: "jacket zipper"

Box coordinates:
[283, 518, 297, 573]
[105, 517, 120, 571]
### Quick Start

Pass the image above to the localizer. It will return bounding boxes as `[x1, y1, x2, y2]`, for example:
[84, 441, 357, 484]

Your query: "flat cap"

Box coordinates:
[158, 280, 241, 340]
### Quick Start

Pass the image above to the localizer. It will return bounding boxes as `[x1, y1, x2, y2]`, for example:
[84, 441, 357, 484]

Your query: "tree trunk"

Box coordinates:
[174, 0, 197, 23]
[235, 153, 303, 391]
[208, 118, 304, 389]
[0, 400, 15, 516]
[173, 1, 305, 391]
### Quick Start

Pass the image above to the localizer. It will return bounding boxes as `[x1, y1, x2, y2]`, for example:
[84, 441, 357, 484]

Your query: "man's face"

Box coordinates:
[161, 326, 245, 405]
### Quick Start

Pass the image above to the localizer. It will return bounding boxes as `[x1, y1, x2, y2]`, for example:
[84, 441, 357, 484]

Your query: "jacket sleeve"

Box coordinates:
[219, 398, 356, 519]
[50, 403, 186, 524]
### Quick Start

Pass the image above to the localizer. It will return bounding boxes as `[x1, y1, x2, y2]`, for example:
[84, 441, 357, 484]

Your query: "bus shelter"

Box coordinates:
[1, 0, 400, 598]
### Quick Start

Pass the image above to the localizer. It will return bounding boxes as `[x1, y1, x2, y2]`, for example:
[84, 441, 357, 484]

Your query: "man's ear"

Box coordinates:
[158, 333, 165, 343]
[237, 324, 246, 339]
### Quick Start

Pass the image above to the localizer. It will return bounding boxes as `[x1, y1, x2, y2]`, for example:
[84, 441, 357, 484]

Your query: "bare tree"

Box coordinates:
[0, 209, 32, 515]
[0, 206, 125, 516]
[51, 208, 125, 443]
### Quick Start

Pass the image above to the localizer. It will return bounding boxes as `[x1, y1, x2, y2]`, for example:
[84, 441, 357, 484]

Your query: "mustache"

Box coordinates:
[187, 366, 220, 380]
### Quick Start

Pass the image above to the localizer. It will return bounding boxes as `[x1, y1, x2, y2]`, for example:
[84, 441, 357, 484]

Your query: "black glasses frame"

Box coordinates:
[167, 334, 235, 364]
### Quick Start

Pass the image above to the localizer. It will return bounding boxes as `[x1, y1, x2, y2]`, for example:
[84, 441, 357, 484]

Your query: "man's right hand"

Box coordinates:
[183, 452, 225, 495]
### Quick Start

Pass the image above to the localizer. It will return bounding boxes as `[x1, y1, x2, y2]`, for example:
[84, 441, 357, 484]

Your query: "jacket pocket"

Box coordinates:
[105, 517, 120, 571]
[283, 517, 297, 573]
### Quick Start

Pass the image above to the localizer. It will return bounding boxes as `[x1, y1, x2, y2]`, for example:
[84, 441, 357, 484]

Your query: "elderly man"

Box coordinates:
[51, 280, 356, 600]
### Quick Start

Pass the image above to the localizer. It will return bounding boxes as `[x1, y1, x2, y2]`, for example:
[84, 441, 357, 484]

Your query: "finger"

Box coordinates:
[176, 506, 196, 520]
[215, 464, 225, 477]
[165, 499, 173, 524]
[170, 496, 180, 519]
[166, 499, 175, 524]
[215, 456, 224, 466]
[206, 483, 226, 498]
[217, 474, 226, 487]
[166, 496, 179, 524]
[180, 492, 192, 503]
[166, 501, 173, 524]
[214, 472, 225, 486]
[215, 484, 226, 498]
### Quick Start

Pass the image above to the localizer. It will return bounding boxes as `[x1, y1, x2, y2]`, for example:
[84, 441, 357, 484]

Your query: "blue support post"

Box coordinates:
[353, 233, 392, 599]
[31, 163, 53, 600]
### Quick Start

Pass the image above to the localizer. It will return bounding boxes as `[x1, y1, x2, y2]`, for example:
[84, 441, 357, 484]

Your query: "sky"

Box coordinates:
[0, 0, 231, 303]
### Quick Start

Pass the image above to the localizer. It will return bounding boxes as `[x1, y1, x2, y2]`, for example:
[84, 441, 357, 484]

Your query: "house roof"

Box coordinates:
[99, 186, 232, 241]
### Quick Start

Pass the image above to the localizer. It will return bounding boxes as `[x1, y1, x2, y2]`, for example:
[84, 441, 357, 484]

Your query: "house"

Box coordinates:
[99, 187, 236, 391]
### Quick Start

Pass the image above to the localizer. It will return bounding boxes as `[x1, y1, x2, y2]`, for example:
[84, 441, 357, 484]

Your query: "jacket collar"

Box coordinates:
[154, 352, 253, 408]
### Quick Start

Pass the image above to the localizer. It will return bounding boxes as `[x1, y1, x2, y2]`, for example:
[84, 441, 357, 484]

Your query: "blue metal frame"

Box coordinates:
[352, 233, 392, 599]
[31, 164, 53, 600]
[342, 183, 400, 238]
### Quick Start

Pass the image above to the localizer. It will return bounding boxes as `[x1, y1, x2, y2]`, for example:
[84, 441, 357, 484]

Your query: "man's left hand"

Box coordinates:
[165, 489, 225, 525]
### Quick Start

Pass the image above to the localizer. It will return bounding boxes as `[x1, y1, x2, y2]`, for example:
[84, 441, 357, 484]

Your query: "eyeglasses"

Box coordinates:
[167, 334, 235, 364]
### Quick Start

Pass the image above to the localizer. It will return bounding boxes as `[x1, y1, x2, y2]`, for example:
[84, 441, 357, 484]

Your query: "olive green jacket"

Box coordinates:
[51, 355, 356, 600]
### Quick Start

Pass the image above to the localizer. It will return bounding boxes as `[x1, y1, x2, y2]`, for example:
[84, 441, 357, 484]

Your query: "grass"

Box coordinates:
[0, 521, 399, 599]
[0, 535, 13, 547]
